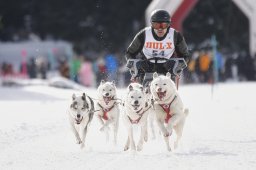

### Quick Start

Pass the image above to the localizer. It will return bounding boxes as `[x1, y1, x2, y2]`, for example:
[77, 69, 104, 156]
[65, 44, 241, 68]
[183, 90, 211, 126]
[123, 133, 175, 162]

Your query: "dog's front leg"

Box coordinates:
[124, 136, 130, 151]
[70, 122, 82, 144]
[80, 126, 88, 149]
[100, 118, 113, 131]
[137, 124, 147, 151]
[113, 119, 119, 145]
[156, 119, 169, 137]
[128, 127, 136, 151]
[97, 114, 105, 126]
[156, 119, 171, 151]
[168, 111, 184, 129]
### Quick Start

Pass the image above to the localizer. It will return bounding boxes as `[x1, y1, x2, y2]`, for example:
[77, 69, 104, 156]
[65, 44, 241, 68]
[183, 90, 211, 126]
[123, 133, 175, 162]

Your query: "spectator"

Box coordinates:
[59, 59, 70, 79]
[79, 57, 94, 87]
[27, 57, 37, 78]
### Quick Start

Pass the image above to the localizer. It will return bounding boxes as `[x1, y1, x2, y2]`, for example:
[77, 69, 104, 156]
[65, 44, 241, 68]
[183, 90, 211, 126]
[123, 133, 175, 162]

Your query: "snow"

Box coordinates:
[0, 79, 256, 170]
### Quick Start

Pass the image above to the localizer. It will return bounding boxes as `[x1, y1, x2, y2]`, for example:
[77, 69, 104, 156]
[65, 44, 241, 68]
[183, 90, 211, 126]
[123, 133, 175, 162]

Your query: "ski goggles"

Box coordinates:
[151, 22, 170, 29]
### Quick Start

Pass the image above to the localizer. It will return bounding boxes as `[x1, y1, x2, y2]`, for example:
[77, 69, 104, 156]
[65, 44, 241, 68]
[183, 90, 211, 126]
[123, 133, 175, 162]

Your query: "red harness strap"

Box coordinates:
[127, 108, 144, 124]
[98, 103, 116, 120]
[159, 96, 177, 124]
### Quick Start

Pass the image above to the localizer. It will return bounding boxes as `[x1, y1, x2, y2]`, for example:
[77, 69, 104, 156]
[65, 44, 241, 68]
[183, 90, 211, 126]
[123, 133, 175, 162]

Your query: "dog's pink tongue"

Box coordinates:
[104, 97, 111, 104]
[157, 92, 165, 100]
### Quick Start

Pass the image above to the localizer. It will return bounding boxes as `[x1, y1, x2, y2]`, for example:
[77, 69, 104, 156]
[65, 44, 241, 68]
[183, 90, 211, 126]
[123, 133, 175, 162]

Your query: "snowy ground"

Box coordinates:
[0, 79, 256, 170]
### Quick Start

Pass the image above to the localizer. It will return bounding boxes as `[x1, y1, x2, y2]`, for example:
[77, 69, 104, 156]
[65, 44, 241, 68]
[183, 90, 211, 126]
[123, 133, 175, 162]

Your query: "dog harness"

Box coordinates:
[128, 104, 151, 124]
[97, 102, 116, 120]
[159, 96, 177, 124]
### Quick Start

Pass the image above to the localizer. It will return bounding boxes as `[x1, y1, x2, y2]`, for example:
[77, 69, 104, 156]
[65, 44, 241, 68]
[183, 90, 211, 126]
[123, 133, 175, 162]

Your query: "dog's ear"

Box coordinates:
[139, 86, 144, 92]
[72, 94, 76, 100]
[166, 72, 171, 78]
[153, 72, 158, 79]
[111, 80, 116, 86]
[100, 80, 105, 85]
[82, 93, 86, 100]
[128, 84, 134, 91]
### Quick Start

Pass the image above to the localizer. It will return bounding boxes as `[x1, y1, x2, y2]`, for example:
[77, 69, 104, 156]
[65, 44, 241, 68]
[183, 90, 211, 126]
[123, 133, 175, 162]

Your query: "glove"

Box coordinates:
[126, 59, 141, 77]
[126, 59, 135, 69]
[173, 60, 187, 75]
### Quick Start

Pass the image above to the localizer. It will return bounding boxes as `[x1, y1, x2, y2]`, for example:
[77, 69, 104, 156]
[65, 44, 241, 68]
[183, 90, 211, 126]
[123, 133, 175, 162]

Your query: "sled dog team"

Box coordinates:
[68, 72, 189, 151]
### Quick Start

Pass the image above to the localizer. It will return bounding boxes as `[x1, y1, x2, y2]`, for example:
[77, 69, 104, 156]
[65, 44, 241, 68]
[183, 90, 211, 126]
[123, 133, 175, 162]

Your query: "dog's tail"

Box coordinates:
[184, 108, 189, 117]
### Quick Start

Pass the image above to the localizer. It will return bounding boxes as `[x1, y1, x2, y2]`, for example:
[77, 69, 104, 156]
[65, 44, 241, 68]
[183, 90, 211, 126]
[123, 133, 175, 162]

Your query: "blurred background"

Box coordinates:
[0, 0, 255, 88]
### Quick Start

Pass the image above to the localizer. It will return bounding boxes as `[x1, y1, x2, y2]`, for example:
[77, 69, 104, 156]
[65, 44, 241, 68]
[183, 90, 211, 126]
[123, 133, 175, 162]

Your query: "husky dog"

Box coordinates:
[68, 93, 94, 149]
[127, 82, 156, 140]
[150, 72, 189, 151]
[95, 80, 120, 144]
[123, 83, 151, 151]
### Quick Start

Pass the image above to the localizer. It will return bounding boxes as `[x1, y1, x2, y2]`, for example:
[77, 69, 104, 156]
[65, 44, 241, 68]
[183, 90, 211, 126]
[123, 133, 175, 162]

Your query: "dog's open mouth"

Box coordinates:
[75, 117, 83, 124]
[157, 91, 166, 100]
[103, 96, 113, 105]
[132, 104, 140, 110]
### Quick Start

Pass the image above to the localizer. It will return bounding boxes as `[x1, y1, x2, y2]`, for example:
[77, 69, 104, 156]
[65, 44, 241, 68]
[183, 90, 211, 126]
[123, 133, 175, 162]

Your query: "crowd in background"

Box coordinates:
[184, 49, 256, 84]
[1, 49, 256, 87]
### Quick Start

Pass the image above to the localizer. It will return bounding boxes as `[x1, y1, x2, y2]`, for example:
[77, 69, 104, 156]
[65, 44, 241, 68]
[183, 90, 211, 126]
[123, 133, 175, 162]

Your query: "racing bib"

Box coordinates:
[142, 27, 175, 63]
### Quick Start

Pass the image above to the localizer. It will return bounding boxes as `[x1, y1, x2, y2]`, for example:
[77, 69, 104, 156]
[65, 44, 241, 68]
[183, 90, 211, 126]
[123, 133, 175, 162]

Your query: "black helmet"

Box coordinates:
[150, 9, 171, 23]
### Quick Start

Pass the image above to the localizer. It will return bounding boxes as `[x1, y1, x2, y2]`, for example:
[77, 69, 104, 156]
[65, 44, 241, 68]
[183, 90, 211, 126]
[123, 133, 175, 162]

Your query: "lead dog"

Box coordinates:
[150, 72, 189, 151]
[68, 93, 94, 149]
[123, 83, 151, 151]
[95, 80, 120, 144]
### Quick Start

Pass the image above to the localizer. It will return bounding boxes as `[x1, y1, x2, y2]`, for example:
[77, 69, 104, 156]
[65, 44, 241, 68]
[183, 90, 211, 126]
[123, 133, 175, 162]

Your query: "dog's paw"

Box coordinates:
[144, 133, 148, 142]
[76, 139, 82, 144]
[124, 146, 129, 151]
[80, 143, 85, 149]
[163, 131, 172, 137]
[131, 143, 136, 151]
[174, 141, 179, 149]
[167, 146, 172, 152]
[137, 144, 143, 151]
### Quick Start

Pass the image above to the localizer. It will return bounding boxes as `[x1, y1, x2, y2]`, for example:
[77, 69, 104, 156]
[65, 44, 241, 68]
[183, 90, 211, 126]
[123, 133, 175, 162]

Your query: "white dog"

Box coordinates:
[95, 80, 120, 144]
[123, 83, 151, 151]
[68, 93, 94, 149]
[150, 72, 189, 151]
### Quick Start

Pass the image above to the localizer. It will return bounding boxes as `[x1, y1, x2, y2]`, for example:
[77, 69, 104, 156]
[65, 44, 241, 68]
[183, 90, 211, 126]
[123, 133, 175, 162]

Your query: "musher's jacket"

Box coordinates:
[125, 27, 190, 63]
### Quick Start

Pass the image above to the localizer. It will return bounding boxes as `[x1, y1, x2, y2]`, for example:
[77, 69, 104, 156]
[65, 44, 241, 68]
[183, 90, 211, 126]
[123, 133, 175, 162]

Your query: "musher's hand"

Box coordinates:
[173, 60, 187, 76]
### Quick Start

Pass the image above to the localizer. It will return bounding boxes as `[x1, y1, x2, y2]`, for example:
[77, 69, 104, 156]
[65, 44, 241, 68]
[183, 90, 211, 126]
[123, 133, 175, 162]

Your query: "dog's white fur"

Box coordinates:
[68, 93, 94, 149]
[123, 83, 151, 151]
[95, 80, 120, 144]
[128, 82, 157, 140]
[150, 72, 189, 151]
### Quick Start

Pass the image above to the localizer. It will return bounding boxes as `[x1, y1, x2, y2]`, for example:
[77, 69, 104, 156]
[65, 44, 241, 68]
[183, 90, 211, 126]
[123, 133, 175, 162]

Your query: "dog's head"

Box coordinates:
[150, 72, 177, 101]
[126, 82, 143, 92]
[126, 83, 146, 111]
[70, 93, 89, 124]
[97, 80, 117, 105]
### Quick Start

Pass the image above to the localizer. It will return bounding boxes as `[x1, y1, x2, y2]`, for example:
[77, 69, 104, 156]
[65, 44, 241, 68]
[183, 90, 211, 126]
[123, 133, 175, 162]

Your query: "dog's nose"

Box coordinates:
[105, 93, 109, 96]
[157, 88, 162, 92]
[77, 114, 81, 118]
[134, 100, 139, 105]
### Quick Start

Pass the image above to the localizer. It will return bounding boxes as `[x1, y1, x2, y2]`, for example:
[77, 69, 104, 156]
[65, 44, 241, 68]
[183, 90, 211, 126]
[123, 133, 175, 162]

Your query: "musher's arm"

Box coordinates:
[125, 29, 145, 60]
[174, 30, 190, 63]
